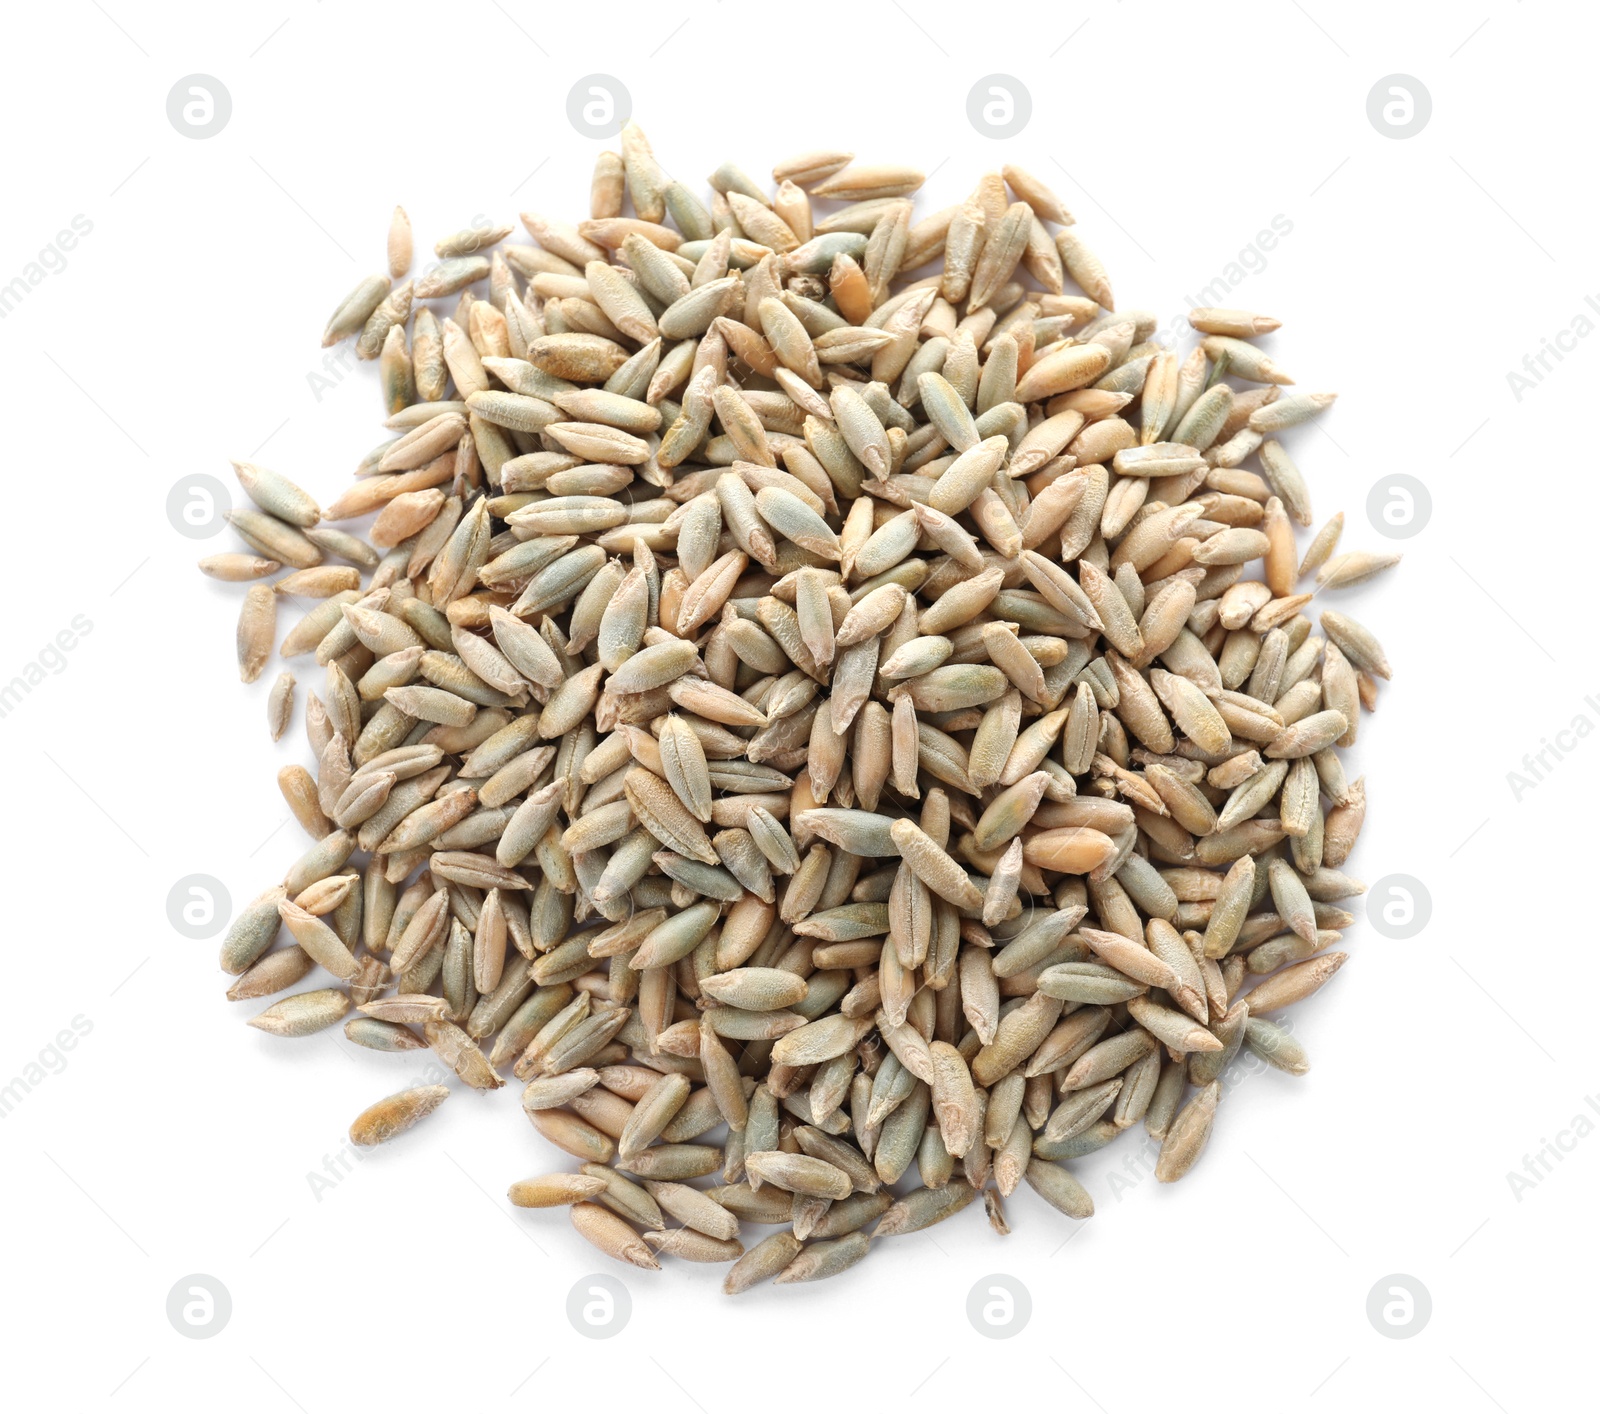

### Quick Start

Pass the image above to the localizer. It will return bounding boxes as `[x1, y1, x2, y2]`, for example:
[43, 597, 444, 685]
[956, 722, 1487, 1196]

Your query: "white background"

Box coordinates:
[0, 1, 1586, 1409]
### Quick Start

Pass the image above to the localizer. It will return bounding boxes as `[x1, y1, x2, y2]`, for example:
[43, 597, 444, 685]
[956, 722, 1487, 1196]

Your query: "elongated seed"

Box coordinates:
[350, 1085, 449, 1146]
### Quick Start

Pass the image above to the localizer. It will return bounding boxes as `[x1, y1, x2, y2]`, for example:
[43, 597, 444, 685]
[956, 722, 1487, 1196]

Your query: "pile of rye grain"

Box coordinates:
[211, 127, 1394, 1290]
